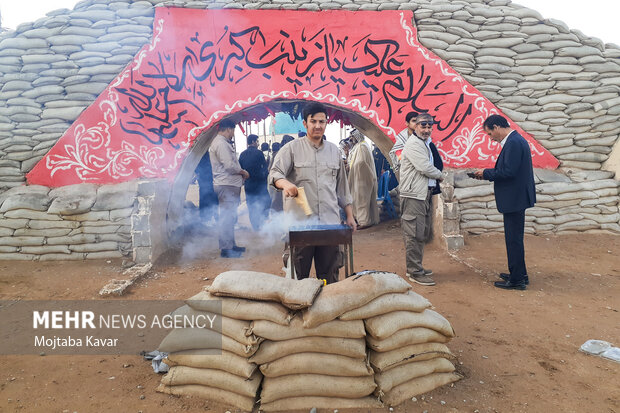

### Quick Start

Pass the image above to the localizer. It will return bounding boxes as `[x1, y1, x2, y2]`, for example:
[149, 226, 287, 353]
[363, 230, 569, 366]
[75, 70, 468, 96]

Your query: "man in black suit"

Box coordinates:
[474, 115, 536, 290]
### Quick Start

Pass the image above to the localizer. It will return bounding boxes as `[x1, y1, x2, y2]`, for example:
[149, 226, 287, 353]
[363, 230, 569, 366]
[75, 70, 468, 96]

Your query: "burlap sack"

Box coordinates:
[259, 352, 373, 377]
[161, 366, 262, 398]
[260, 396, 383, 411]
[208, 270, 322, 310]
[370, 342, 454, 372]
[339, 290, 431, 320]
[251, 316, 365, 341]
[367, 327, 448, 352]
[186, 291, 292, 325]
[171, 305, 261, 346]
[157, 383, 255, 412]
[364, 309, 455, 340]
[260, 374, 376, 403]
[375, 357, 455, 393]
[249, 337, 366, 364]
[158, 328, 259, 357]
[165, 350, 257, 378]
[382, 372, 462, 407]
[302, 271, 411, 328]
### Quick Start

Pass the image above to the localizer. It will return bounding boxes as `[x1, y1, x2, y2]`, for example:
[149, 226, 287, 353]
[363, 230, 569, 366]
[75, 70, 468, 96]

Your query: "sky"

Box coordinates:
[1, 0, 619, 45]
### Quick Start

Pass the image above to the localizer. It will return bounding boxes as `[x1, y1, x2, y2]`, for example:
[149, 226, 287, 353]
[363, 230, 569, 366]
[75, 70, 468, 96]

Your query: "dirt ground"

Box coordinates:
[0, 219, 618, 413]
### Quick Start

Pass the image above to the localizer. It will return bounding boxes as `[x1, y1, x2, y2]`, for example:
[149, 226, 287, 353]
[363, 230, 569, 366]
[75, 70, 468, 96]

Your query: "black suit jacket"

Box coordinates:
[483, 131, 536, 214]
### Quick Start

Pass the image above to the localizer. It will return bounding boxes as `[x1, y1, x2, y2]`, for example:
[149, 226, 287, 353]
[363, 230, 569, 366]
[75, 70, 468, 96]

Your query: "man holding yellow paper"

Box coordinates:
[268, 102, 356, 284]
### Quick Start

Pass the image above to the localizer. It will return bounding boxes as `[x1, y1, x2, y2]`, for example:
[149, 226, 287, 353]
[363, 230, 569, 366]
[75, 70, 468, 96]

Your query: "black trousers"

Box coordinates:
[293, 245, 340, 284]
[503, 209, 527, 283]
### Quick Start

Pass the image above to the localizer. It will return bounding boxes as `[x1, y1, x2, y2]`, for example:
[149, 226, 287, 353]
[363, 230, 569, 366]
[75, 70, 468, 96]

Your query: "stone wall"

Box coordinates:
[0, 0, 618, 260]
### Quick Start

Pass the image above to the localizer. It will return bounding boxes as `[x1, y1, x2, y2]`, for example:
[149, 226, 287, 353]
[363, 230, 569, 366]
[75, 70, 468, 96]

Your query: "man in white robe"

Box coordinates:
[347, 129, 380, 228]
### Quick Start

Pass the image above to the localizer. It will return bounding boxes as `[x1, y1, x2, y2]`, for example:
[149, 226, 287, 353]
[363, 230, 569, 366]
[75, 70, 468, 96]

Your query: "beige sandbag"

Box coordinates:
[186, 291, 292, 325]
[157, 383, 255, 412]
[365, 309, 455, 340]
[382, 372, 462, 407]
[339, 290, 431, 320]
[161, 366, 262, 398]
[259, 352, 373, 377]
[370, 342, 454, 372]
[165, 350, 257, 378]
[249, 337, 366, 364]
[208, 270, 322, 310]
[260, 395, 383, 411]
[171, 305, 261, 346]
[158, 328, 259, 357]
[252, 316, 365, 341]
[302, 271, 411, 328]
[367, 327, 448, 352]
[375, 357, 455, 393]
[260, 374, 376, 403]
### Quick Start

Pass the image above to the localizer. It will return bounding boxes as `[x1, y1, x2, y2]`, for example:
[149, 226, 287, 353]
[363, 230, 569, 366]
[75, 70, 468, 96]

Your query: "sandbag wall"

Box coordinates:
[157, 290, 286, 411]
[452, 169, 620, 235]
[0, 181, 137, 260]
[158, 270, 460, 411]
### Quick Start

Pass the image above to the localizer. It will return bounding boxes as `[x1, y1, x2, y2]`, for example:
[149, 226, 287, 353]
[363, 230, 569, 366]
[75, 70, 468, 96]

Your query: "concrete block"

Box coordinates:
[444, 234, 464, 250]
[132, 230, 151, 248]
[133, 246, 152, 264]
[443, 202, 460, 220]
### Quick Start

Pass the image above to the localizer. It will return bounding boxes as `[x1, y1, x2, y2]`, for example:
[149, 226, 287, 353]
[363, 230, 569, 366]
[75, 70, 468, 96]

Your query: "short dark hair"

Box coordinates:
[483, 114, 510, 130]
[281, 134, 294, 145]
[405, 111, 418, 123]
[417, 112, 434, 123]
[260, 142, 269, 151]
[271, 142, 280, 152]
[247, 134, 258, 146]
[302, 102, 328, 122]
[218, 119, 236, 131]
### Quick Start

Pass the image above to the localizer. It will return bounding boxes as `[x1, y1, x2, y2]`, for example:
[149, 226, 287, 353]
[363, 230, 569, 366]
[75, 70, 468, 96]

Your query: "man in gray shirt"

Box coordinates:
[269, 102, 356, 284]
[209, 119, 249, 258]
[399, 113, 443, 285]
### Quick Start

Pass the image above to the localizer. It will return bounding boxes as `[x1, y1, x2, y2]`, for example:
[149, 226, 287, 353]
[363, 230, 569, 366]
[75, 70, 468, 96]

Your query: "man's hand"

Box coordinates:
[276, 179, 298, 197]
[473, 169, 484, 179]
[344, 205, 357, 232]
[240, 169, 250, 180]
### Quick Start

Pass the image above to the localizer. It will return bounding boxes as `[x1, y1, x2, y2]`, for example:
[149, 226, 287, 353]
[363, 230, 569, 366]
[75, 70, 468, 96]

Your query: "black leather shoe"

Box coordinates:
[500, 273, 529, 285]
[494, 280, 526, 290]
[232, 245, 246, 252]
[220, 249, 242, 258]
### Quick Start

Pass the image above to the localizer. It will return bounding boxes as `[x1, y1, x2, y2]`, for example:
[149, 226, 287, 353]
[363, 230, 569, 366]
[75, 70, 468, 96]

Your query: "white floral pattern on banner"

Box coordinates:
[46, 18, 168, 181]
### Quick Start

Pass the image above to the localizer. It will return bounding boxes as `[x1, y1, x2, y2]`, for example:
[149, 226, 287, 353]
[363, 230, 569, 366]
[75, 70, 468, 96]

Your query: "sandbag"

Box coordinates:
[252, 316, 365, 341]
[259, 352, 373, 377]
[370, 342, 454, 372]
[365, 309, 455, 340]
[260, 396, 383, 411]
[186, 291, 292, 325]
[339, 290, 431, 320]
[165, 350, 257, 378]
[161, 366, 262, 398]
[367, 327, 448, 352]
[208, 270, 322, 309]
[171, 305, 261, 346]
[260, 374, 376, 403]
[302, 272, 411, 328]
[157, 383, 255, 412]
[249, 337, 366, 364]
[375, 357, 455, 393]
[382, 372, 462, 407]
[158, 328, 259, 357]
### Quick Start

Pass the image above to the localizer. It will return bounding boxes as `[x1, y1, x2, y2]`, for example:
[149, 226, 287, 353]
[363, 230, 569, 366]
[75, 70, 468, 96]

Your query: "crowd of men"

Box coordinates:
[195, 102, 535, 291]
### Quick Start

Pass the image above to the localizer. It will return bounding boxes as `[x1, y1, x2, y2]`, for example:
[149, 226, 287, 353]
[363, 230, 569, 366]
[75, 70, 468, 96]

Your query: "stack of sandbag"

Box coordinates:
[341, 290, 461, 407]
[156, 279, 298, 412]
[253, 271, 413, 411]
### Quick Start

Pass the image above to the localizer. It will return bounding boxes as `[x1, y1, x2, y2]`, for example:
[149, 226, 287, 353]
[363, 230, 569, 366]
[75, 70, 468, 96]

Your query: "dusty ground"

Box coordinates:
[0, 218, 618, 413]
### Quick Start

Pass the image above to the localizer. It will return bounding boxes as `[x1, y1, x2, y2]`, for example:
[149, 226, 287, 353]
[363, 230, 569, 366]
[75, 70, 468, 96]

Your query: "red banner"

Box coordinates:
[27, 8, 558, 186]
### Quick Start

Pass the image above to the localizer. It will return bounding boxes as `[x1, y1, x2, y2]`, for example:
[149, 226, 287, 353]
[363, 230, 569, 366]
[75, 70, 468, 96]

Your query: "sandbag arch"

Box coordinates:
[26, 7, 559, 189]
[166, 98, 393, 241]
